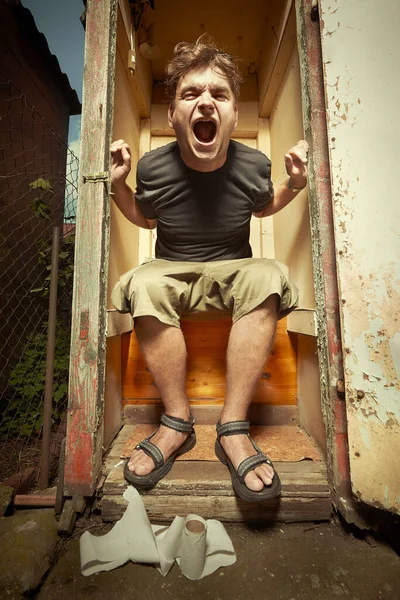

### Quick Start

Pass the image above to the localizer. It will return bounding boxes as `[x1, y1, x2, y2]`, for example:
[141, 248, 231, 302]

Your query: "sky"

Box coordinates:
[25, 0, 85, 155]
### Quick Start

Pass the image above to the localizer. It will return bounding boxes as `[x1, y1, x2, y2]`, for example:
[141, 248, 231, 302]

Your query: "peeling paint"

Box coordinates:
[320, 0, 400, 515]
[360, 426, 370, 450]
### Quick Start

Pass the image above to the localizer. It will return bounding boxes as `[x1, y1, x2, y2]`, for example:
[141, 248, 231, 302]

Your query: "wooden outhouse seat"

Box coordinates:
[121, 315, 297, 409]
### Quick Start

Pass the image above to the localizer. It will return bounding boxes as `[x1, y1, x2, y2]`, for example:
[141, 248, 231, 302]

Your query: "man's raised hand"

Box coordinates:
[284, 140, 309, 188]
[110, 139, 132, 188]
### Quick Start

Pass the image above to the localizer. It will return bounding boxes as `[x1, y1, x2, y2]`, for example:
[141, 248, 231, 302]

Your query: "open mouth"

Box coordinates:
[193, 120, 217, 144]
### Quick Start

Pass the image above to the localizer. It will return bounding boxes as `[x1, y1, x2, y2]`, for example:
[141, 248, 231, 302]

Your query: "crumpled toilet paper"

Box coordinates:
[80, 486, 236, 579]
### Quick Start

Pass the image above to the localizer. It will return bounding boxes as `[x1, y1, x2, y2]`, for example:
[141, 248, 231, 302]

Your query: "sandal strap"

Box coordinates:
[136, 440, 164, 469]
[216, 420, 250, 439]
[161, 413, 195, 433]
[237, 453, 273, 481]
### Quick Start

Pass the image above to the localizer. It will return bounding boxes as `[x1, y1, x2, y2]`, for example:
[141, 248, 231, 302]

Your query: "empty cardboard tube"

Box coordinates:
[186, 519, 206, 534]
[179, 515, 207, 580]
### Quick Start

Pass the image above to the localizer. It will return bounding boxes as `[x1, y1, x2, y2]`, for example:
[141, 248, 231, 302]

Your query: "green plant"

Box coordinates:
[29, 177, 54, 220]
[28, 178, 75, 299]
[30, 232, 75, 298]
[0, 319, 71, 439]
[1, 177, 75, 440]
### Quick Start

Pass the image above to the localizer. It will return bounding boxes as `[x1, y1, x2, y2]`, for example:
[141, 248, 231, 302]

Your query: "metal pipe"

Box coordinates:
[14, 495, 56, 508]
[39, 225, 60, 489]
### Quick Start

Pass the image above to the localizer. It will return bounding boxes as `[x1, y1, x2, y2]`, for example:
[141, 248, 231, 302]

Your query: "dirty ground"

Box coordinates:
[1, 509, 399, 600]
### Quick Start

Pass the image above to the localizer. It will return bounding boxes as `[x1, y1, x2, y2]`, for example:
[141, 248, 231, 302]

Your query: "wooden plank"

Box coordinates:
[105, 471, 330, 498]
[122, 318, 297, 404]
[287, 309, 317, 336]
[116, 4, 152, 117]
[64, 0, 118, 497]
[101, 450, 330, 522]
[123, 404, 299, 426]
[257, 118, 275, 260]
[142, 496, 331, 523]
[259, 2, 297, 117]
[101, 458, 331, 522]
[102, 494, 331, 523]
[108, 10, 142, 299]
[103, 336, 123, 450]
[297, 335, 326, 453]
[138, 118, 153, 263]
[105, 459, 328, 484]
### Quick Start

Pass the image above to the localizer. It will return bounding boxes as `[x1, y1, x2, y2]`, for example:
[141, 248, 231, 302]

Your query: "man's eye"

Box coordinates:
[215, 94, 227, 100]
[183, 93, 197, 100]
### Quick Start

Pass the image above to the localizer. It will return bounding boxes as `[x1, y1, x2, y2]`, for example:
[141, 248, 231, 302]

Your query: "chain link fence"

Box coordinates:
[0, 69, 79, 488]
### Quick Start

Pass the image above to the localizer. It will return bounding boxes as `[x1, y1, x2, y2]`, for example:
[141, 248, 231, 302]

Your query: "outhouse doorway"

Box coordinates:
[64, 0, 389, 526]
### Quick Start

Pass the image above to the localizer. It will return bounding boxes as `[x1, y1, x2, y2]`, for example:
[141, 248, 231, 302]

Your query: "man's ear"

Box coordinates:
[234, 104, 238, 129]
[167, 104, 174, 128]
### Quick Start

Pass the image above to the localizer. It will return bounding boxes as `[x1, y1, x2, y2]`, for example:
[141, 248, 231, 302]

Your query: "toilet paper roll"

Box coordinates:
[179, 515, 207, 580]
[80, 486, 237, 579]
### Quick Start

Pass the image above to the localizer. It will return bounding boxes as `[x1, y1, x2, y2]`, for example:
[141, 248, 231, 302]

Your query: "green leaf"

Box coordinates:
[29, 178, 54, 192]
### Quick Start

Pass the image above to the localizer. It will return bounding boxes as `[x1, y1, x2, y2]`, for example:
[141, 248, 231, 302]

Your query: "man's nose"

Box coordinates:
[198, 92, 214, 113]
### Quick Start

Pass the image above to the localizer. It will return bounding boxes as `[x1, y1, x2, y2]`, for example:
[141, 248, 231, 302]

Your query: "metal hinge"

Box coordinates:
[83, 172, 109, 183]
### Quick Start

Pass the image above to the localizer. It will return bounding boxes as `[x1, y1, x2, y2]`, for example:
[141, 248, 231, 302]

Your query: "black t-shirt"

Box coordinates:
[135, 140, 274, 262]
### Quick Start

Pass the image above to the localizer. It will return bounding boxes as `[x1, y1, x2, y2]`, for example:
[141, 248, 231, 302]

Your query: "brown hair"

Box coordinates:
[165, 36, 242, 104]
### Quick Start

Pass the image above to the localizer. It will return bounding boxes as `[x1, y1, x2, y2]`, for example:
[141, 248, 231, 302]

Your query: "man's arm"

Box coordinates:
[110, 139, 157, 230]
[253, 140, 309, 218]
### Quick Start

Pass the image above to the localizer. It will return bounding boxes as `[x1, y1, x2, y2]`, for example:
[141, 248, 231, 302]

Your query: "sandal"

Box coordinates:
[124, 413, 196, 489]
[215, 420, 281, 501]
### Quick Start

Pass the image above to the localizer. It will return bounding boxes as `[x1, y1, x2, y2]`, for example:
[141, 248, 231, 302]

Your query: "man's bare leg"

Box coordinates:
[127, 316, 191, 476]
[219, 294, 279, 492]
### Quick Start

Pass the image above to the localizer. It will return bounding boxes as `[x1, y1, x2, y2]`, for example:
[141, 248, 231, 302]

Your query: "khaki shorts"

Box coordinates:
[111, 258, 299, 328]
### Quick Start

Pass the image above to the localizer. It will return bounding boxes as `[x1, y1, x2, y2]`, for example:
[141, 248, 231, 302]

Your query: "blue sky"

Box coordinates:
[25, 0, 85, 152]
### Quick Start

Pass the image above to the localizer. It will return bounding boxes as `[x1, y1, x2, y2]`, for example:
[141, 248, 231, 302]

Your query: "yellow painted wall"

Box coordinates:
[107, 14, 143, 307]
[269, 45, 324, 450]
[270, 46, 315, 309]
[297, 335, 326, 453]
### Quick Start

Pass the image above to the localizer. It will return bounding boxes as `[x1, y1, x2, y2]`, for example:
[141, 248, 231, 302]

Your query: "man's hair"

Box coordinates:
[165, 36, 242, 104]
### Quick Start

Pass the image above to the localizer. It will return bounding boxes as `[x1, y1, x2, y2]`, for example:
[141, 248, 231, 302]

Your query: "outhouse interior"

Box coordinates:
[101, 0, 329, 521]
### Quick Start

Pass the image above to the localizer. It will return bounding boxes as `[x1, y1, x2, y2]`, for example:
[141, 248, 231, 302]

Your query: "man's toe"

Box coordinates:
[255, 465, 274, 486]
[134, 463, 147, 475]
[128, 457, 140, 472]
[245, 471, 265, 491]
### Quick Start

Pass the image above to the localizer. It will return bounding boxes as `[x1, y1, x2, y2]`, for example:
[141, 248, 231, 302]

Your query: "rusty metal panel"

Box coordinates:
[319, 0, 400, 514]
[64, 0, 118, 496]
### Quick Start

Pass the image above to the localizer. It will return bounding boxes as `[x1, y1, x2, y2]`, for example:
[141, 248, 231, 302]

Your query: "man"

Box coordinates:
[110, 38, 308, 502]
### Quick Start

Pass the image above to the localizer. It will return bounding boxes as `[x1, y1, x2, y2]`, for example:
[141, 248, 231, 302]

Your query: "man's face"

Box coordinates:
[168, 65, 238, 172]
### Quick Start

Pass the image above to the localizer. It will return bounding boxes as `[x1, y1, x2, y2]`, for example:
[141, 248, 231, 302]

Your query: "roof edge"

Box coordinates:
[6, 0, 82, 115]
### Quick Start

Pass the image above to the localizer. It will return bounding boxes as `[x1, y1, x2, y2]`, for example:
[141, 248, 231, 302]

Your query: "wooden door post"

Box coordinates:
[64, 0, 118, 496]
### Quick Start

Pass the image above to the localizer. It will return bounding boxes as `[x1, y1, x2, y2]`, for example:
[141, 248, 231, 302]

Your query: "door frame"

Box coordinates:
[65, 0, 374, 524]
[64, 0, 118, 496]
[295, 0, 369, 526]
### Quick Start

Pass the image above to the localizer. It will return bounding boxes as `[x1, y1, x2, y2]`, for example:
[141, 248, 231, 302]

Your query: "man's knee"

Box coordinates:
[250, 293, 280, 318]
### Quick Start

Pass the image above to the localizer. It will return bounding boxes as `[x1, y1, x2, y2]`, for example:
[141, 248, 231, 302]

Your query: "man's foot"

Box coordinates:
[220, 431, 275, 492]
[127, 419, 190, 476]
